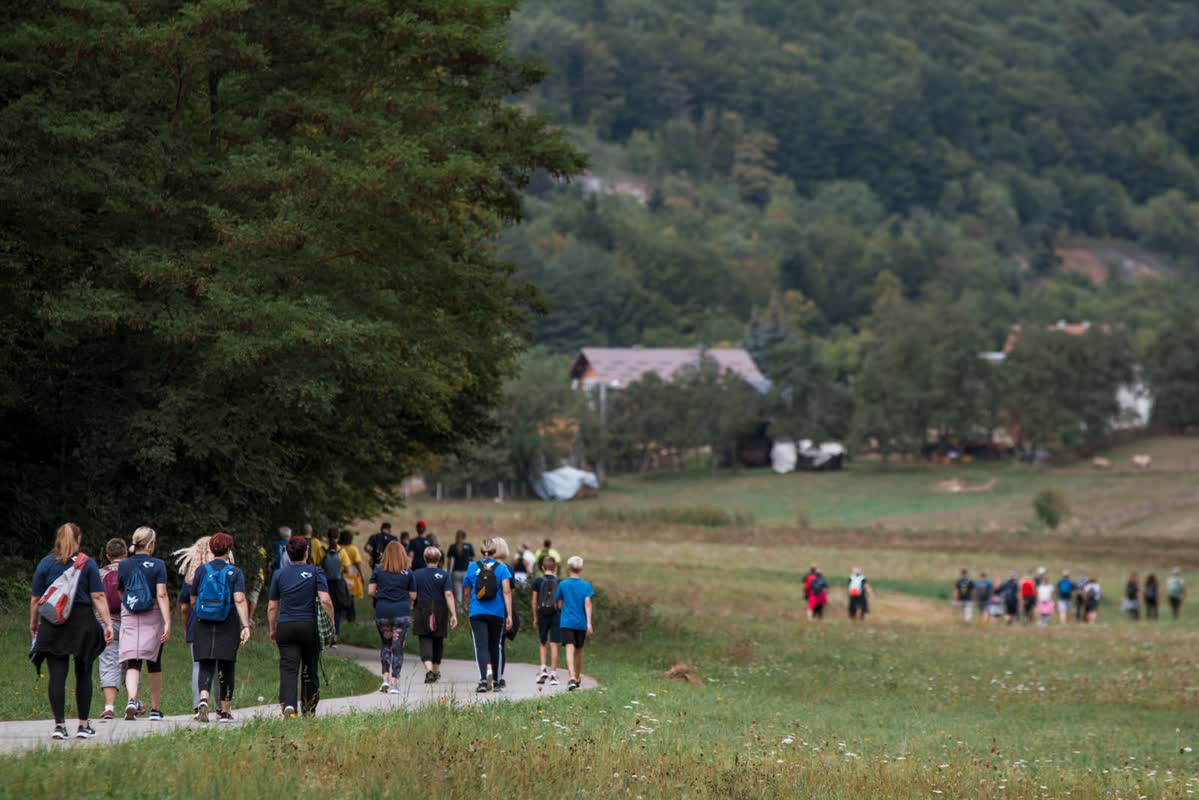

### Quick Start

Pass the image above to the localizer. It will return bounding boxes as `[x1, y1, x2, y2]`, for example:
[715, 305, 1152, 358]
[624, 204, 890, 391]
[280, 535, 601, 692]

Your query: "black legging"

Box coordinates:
[470, 615, 504, 681]
[418, 635, 444, 665]
[276, 620, 320, 713]
[125, 655, 162, 674]
[46, 655, 92, 724]
[197, 659, 236, 703]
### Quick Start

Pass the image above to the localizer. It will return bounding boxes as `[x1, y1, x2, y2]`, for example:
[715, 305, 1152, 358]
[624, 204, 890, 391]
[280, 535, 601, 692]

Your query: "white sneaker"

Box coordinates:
[388, 685, 403, 695]
[379, 682, 390, 694]
[549, 673, 559, 686]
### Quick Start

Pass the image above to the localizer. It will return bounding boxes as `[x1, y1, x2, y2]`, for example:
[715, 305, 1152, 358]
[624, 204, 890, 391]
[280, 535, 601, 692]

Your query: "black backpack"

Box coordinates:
[475, 560, 499, 601]
[537, 574, 559, 612]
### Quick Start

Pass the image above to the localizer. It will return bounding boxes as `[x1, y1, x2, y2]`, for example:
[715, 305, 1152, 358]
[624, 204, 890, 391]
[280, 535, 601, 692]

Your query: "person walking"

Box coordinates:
[368, 541, 415, 694]
[974, 572, 994, 622]
[1056, 570, 1074, 625]
[175, 535, 214, 717]
[1019, 571, 1036, 624]
[847, 567, 872, 621]
[320, 528, 352, 640]
[411, 546, 457, 684]
[306, 523, 325, 566]
[1084, 576, 1102, 623]
[447, 530, 475, 605]
[365, 522, 397, 571]
[954, 570, 974, 622]
[339, 530, 366, 618]
[119, 527, 171, 722]
[30, 523, 114, 740]
[268, 536, 334, 717]
[1144, 574, 1159, 621]
[1036, 576, 1055, 625]
[1123, 573, 1140, 621]
[555, 556, 595, 691]
[532, 556, 562, 684]
[191, 533, 251, 722]
[463, 537, 514, 693]
[803, 563, 819, 620]
[96, 538, 127, 722]
[1168, 568, 1186, 619]
[533, 539, 562, 571]
[407, 521, 433, 571]
[807, 570, 829, 620]
[998, 571, 1020, 625]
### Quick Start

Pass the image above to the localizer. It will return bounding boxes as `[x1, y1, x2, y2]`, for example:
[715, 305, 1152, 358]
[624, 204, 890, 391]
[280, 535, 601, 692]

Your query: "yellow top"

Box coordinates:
[309, 536, 326, 566]
[341, 544, 365, 598]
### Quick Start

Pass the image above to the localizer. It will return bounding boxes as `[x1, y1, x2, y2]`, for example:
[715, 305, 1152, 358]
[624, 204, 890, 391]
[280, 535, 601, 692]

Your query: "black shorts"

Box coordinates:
[849, 595, 868, 615]
[537, 613, 561, 645]
[560, 628, 587, 649]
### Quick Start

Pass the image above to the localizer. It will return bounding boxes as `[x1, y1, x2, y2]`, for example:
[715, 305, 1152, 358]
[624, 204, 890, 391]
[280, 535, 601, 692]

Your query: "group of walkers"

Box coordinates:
[953, 567, 1187, 625]
[29, 520, 596, 740]
[801, 564, 875, 621]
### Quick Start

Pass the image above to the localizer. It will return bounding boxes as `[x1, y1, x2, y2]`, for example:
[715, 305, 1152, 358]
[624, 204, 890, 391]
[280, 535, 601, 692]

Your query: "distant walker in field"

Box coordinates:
[847, 567, 872, 621]
[955, 570, 974, 621]
[1168, 568, 1186, 619]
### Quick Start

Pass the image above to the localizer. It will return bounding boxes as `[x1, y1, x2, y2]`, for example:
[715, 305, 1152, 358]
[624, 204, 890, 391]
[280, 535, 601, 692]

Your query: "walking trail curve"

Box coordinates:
[0, 644, 596, 755]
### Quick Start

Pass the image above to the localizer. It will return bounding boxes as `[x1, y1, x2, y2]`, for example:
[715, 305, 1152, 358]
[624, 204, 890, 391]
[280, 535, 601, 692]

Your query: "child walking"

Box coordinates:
[555, 556, 595, 691]
[531, 556, 562, 686]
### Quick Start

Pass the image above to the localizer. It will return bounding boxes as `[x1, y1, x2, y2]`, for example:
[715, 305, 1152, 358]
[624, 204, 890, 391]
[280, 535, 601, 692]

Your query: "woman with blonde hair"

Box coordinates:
[175, 535, 213, 716]
[369, 541, 415, 693]
[411, 545, 458, 684]
[118, 526, 171, 721]
[30, 523, 114, 740]
[463, 536, 514, 693]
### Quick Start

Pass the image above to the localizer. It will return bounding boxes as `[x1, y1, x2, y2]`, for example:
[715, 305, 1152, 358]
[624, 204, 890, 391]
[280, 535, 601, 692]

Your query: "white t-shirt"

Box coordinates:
[1036, 583, 1054, 603]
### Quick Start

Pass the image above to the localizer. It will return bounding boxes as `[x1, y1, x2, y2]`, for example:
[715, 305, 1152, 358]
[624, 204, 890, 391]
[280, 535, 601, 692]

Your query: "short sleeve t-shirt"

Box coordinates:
[463, 559, 512, 618]
[448, 543, 475, 572]
[191, 558, 246, 598]
[366, 532, 397, 567]
[974, 579, 993, 603]
[412, 567, 452, 607]
[269, 563, 329, 623]
[31, 553, 104, 606]
[371, 568, 415, 619]
[407, 536, 432, 570]
[555, 577, 595, 631]
[118, 554, 169, 601]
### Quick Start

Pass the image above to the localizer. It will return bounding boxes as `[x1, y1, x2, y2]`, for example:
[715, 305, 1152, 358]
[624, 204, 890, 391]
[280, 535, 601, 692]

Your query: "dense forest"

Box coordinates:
[502, 0, 1199, 353]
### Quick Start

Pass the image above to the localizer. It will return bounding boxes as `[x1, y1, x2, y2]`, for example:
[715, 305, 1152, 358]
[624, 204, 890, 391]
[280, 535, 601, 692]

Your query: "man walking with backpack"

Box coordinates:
[463, 537, 514, 693]
[531, 556, 562, 686]
[807, 570, 829, 620]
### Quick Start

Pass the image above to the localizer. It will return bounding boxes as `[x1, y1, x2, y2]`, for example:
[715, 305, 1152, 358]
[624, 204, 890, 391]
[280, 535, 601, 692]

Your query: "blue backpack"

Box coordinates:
[122, 562, 154, 613]
[195, 563, 234, 622]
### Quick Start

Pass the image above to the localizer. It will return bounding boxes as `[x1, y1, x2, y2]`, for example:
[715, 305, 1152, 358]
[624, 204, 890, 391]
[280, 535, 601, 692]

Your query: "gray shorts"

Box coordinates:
[99, 621, 122, 689]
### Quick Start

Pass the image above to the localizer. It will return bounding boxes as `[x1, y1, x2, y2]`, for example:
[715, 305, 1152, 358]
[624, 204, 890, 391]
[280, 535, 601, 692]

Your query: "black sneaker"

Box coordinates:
[218, 711, 235, 723]
[196, 700, 209, 723]
[476, 681, 489, 693]
[424, 670, 436, 684]
[76, 724, 97, 739]
[496, 679, 506, 691]
[51, 725, 68, 740]
[567, 680, 579, 691]
[148, 709, 164, 722]
[536, 669, 549, 685]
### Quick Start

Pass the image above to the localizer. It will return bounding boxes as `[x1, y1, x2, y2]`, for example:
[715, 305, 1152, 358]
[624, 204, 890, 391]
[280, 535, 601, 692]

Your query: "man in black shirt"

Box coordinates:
[407, 520, 433, 571]
[365, 522, 397, 570]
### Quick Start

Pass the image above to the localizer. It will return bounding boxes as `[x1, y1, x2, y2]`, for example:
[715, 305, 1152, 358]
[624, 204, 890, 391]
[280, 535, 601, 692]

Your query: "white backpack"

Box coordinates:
[37, 554, 90, 626]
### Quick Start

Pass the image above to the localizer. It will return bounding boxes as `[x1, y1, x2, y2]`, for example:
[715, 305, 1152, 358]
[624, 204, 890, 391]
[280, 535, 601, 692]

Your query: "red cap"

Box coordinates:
[416, 520, 427, 532]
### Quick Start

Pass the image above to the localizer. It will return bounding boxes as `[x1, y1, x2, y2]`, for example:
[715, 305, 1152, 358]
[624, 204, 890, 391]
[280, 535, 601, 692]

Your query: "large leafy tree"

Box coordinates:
[0, 0, 584, 555]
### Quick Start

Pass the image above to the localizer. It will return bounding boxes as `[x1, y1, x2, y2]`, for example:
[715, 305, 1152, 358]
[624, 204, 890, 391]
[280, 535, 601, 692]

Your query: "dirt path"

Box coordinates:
[0, 645, 594, 755]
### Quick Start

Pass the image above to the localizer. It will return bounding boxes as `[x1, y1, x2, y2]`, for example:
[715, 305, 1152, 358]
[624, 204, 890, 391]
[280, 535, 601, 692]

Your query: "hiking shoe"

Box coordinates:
[196, 700, 209, 723]
[432, 671, 441, 683]
[549, 673, 559, 686]
[424, 670, 436, 684]
[537, 666, 549, 685]
[149, 709, 164, 722]
[124, 701, 139, 721]
[496, 679, 506, 691]
[476, 681, 489, 693]
[52, 725, 68, 740]
[99, 709, 114, 722]
[379, 682, 390, 694]
[283, 705, 297, 719]
[76, 724, 97, 739]
[218, 712, 235, 723]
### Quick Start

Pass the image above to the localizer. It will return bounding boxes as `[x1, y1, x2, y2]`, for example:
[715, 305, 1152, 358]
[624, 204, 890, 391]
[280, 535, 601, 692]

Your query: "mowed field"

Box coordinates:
[6, 437, 1199, 799]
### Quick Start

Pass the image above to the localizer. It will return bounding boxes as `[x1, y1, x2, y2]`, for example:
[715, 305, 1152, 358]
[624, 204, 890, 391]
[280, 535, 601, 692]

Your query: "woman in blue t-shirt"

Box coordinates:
[369, 541, 415, 694]
[30, 522, 114, 740]
[463, 537, 514, 693]
[268, 536, 334, 717]
[118, 526, 171, 721]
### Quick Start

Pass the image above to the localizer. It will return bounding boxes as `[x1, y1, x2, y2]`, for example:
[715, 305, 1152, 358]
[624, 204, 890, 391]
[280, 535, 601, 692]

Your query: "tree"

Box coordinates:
[1145, 301, 1199, 432]
[0, 1, 584, 555]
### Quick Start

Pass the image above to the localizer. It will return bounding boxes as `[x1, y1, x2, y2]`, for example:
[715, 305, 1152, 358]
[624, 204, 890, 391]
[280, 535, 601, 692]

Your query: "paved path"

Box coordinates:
[0, 645, 594, 755]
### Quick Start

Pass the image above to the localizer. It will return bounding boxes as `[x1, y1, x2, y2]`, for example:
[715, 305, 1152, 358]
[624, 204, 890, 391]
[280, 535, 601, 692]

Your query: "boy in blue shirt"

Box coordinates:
[554, 555, 595, 691]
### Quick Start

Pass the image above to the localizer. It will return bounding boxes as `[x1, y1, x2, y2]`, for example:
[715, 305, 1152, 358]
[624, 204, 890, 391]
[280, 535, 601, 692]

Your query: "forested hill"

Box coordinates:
[504, 0, 1199, 353]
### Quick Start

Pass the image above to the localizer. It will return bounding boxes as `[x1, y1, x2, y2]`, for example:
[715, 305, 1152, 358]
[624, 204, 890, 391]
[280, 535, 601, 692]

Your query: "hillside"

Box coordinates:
[504, 0, 1199, 354]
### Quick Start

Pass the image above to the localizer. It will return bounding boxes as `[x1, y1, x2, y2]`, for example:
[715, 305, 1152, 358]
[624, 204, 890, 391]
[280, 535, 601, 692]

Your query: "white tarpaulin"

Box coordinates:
[771, 440, 845, 473]
[533, 466, 600, 501]
[771, 441, 798, 474]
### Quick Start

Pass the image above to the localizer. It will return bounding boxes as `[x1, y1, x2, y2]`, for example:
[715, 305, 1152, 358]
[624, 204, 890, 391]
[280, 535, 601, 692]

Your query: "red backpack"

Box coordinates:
[100, 564, 122, 614]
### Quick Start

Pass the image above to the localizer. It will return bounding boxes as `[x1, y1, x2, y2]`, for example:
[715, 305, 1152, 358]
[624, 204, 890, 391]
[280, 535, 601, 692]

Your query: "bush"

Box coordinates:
[1033, 489, 1070, 529]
